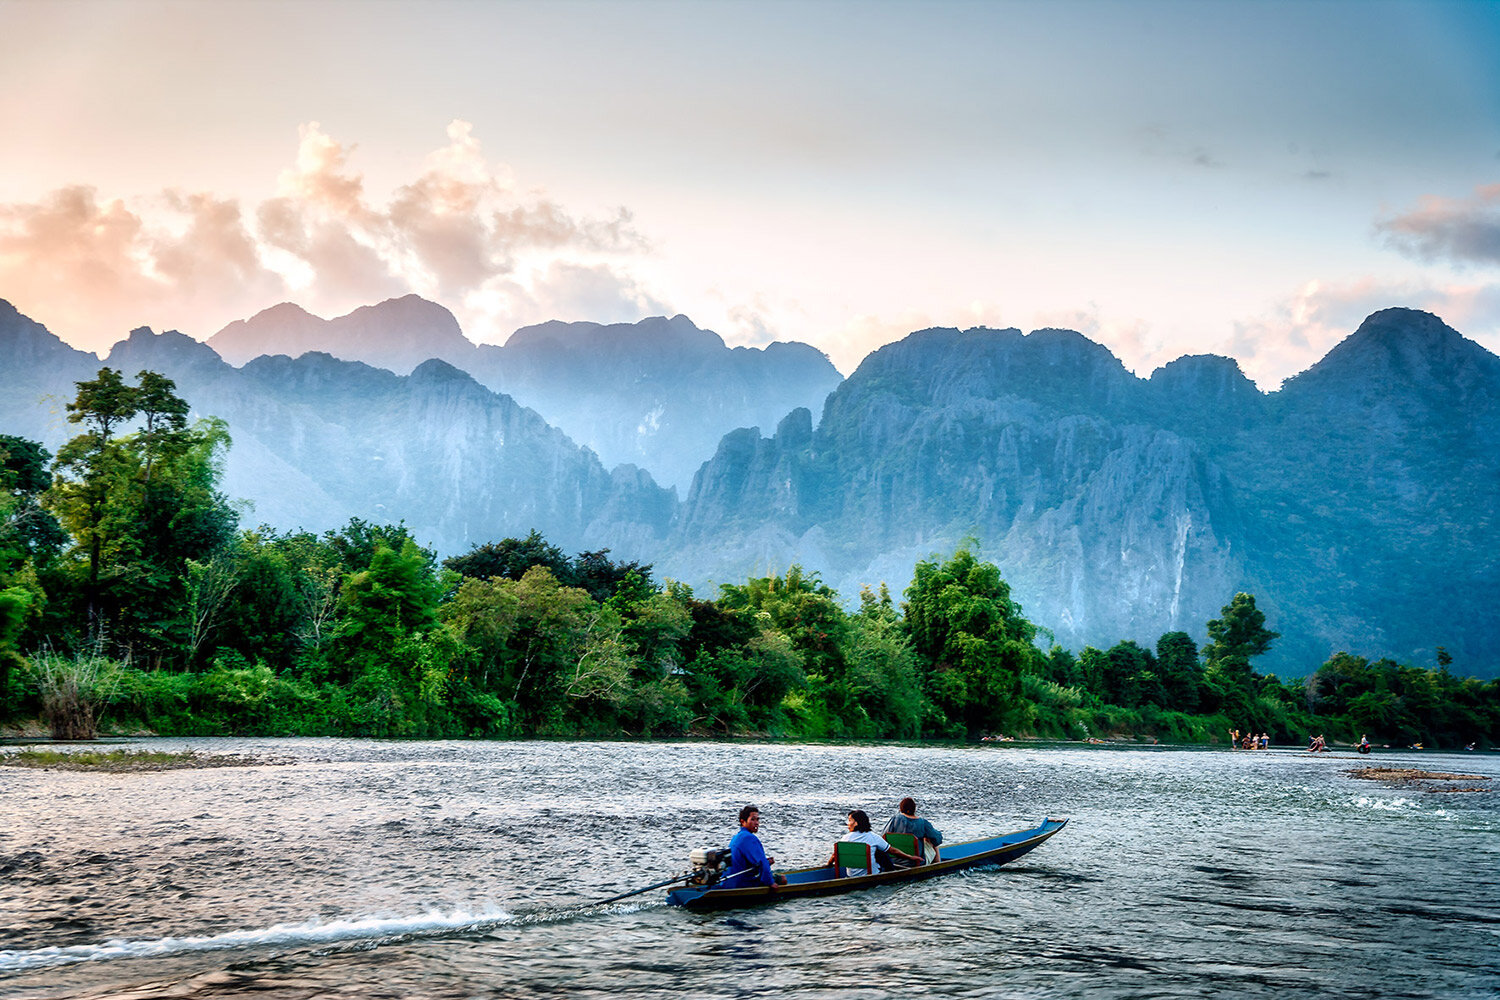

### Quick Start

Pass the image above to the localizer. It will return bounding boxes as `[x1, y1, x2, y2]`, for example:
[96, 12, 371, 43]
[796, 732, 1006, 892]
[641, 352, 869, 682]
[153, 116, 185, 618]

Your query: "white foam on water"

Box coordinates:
[0, 906, 515, 974]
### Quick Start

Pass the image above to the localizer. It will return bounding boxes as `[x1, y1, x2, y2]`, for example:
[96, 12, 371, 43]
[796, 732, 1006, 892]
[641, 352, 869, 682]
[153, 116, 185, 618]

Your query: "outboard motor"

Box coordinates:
[688, 847, 732, 886]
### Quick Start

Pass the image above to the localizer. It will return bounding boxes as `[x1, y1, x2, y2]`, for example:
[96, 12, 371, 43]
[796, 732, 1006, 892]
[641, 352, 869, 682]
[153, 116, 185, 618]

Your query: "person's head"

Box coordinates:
[898, 796, 917, 817]
[739, 804, 760, 831]
[848, 809, 871, 833]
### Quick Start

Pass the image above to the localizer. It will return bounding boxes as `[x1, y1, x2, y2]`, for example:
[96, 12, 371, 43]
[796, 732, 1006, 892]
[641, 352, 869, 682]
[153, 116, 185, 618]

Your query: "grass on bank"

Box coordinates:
[0, 748, 282, 771]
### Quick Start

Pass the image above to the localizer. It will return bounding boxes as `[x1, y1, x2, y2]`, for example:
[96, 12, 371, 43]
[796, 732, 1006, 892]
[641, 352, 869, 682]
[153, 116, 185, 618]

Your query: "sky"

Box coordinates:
[1, 0, 1498, 387]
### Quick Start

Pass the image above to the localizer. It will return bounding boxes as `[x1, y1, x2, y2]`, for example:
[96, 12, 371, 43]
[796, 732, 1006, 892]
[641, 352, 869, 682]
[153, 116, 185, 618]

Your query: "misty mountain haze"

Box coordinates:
[208, 296, 843, 491]
[3, 297, 1497, 678]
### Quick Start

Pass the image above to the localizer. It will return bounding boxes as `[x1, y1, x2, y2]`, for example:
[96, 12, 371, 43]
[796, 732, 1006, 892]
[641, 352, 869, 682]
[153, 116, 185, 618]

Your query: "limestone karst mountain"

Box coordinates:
[206, 298, 843, 491]
[3, 298, 1496, 676]
[207, 295, 477, 374]
[662, 309, 1500, 676]
[3, 308, 675, 559]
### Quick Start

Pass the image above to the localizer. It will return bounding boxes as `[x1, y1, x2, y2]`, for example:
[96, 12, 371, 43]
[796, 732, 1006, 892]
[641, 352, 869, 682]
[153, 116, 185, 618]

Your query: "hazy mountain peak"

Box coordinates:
[409, 357, 476, 383]
[0, 298, 91, 371]
[339, 294, 467, 341]
[504, 314, 726, 357]
[207, 294, 473, 373]
[1149, 354, 1257, 394]
[250, 301, 320, 324]
[106, 326, 225, 373]
[1285, 307, 1497, 397]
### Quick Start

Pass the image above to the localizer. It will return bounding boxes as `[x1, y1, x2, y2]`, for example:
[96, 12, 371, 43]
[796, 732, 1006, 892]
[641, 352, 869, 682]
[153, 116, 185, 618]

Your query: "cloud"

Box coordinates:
[0, 120, 655, 351]
[471, 260, 668, 343]
[1377, 182, 1500, 268]
[0, 185, 289, 350]
[1225, 276, 1500, 389]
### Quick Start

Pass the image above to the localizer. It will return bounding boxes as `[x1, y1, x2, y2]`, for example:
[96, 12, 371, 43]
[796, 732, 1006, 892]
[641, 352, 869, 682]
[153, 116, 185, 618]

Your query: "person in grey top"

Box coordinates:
[883, 796, 943, 863]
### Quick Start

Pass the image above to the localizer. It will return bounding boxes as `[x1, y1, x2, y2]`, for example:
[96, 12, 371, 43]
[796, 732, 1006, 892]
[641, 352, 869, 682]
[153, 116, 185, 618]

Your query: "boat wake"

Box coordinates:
[0, 907, 518, 974]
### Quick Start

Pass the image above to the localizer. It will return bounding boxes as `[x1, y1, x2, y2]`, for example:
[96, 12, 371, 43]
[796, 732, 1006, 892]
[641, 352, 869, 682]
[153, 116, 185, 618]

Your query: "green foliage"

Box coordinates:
[1204, 593, 1279, 688]
[1, 435, 67, 568]
[44, 370, 238, 659]
[0, 585, 33, 709]
[903, 546, 1039, 735]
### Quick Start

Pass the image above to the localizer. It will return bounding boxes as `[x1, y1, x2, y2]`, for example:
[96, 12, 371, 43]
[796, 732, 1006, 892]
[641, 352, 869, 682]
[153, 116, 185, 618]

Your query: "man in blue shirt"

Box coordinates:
[723, 804, 787, 888]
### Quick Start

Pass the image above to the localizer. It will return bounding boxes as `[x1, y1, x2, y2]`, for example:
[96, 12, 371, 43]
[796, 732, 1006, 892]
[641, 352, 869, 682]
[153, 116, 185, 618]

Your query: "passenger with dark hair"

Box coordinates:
[826, 809, 918, 876]
[722, 804, 786, 889]
[883, 796, 944, 864]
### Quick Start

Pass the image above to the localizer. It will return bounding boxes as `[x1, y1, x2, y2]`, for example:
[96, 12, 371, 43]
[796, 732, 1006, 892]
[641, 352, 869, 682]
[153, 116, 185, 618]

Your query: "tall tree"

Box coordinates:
[1203, 593, 1279, 721]
[903, 546, 1040, 735]
[1155, 631, 1203, 711]
[45, 370, 236, 653]
[1, 435, 66, 567]
[50, 368, 139, 612]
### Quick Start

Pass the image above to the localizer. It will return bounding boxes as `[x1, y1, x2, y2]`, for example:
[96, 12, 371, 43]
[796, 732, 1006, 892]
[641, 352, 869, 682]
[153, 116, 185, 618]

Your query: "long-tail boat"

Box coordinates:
[664, 817, 1067, 911]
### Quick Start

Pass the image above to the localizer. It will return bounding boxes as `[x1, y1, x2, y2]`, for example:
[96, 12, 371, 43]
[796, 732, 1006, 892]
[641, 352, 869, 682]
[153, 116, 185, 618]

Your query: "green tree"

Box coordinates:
[718, 566, 844, 725]
[903, 546, 1040, 736]
[49, 368, 140, 619]
[44, 371, 237, 656]
[844, 584, 926, 737]
[328, 538, 456, 735]
[1203, 593, 1278, 695]
[1155, 631, 1202, 712]
[443, 530, 569, 582]
[1, 435, 67, 567]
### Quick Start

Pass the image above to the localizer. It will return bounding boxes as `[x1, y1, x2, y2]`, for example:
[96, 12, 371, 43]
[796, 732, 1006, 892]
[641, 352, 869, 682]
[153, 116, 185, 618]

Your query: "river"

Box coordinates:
[2, 738, 1496, 999]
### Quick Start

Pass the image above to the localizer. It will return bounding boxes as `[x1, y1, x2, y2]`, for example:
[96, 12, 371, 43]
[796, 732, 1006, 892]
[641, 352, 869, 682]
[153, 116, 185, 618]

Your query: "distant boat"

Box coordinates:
[665, 817, 1068, 911]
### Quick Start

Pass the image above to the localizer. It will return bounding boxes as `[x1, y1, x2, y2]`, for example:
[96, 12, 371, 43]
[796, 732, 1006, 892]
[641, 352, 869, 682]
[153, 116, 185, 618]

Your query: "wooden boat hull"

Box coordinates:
[665, 817, 1068, 911]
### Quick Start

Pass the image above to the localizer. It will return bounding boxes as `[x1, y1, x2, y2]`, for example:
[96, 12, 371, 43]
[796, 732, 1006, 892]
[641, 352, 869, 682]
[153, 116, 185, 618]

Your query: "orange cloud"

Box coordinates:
[0, 121, 655, 351]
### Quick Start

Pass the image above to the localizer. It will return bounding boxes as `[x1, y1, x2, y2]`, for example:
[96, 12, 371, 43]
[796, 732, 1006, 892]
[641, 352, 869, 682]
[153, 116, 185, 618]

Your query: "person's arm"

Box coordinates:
[746, 836, 777, 886]
[921, 819, 942, 860]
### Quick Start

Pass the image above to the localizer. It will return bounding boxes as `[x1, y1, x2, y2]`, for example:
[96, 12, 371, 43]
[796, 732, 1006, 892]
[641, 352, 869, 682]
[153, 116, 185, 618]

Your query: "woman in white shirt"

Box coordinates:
[826, 809, 920, 876]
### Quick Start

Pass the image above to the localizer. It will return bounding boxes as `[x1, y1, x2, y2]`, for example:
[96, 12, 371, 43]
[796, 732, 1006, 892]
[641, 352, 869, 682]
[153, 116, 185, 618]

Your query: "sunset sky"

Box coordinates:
[2, 0, 1498, 387]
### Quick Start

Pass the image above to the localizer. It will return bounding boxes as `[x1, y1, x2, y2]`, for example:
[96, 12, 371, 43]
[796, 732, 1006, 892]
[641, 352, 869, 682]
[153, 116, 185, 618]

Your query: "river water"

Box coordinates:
[1, 738, 1496, 999]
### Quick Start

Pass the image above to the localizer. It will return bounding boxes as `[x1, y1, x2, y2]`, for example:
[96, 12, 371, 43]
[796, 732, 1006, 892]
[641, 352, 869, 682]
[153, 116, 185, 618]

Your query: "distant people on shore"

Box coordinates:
[1259, 733, 1270, 749]
[1229, 728, 1241, 749]
[1358, 734, 1371, 754]
[1307, 734, 1328, 752]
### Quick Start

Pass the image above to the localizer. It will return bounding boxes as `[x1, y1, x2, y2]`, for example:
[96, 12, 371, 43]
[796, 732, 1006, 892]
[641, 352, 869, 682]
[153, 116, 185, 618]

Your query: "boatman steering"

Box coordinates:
[722, 804, 787, 888]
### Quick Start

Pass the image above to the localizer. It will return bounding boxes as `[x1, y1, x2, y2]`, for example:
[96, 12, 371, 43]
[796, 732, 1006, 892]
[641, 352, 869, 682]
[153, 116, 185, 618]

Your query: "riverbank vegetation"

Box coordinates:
[3, 371, 1497, 747]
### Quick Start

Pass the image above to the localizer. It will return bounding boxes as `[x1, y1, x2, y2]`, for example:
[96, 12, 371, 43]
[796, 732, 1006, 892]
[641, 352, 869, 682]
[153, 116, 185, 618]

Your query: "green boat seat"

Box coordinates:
[834, 840, 875, 878]
[883, 831, 922, 866]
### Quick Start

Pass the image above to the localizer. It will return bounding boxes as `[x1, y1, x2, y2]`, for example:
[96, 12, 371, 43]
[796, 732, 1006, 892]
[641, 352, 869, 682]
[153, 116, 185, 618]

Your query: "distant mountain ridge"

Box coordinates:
[207, 297, 843, 490]
[3, 309, 674, 560]
[4, 298, 1496, 677]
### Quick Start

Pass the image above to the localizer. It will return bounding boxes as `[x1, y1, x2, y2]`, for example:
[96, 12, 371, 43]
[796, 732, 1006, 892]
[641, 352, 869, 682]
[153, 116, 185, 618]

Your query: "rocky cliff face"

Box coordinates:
[204, 300, 843, 492]
[667, 310, 1500, 676]
[1234, 309, 1500, 671]
[666, 326, 1244, 655]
